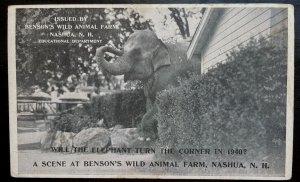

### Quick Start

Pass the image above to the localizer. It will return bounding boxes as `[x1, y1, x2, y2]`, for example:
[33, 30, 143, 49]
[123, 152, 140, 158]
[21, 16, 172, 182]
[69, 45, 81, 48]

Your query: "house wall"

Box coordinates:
[200, 8, 288, 73]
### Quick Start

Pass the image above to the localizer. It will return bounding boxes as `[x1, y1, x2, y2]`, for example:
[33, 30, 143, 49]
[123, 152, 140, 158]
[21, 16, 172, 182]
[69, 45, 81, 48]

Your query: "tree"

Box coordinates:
[16, 8, 152, 94]
[168, 8, 190, 39]
[168, 8, 206, 40]
[16, 7, 205, 94]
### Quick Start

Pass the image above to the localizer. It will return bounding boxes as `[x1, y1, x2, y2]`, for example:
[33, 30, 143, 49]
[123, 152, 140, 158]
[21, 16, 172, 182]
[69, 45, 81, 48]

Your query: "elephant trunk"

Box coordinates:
[95, 46, 131, 75]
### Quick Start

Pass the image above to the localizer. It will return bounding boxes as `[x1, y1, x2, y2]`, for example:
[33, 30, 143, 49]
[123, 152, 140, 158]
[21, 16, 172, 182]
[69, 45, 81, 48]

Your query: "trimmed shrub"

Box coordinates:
[90, 89, 146, 128]
[51, 112, 98, 133]
[156, 37, 287, 156]
[52, 89, 146, 133]
[51, 104, 99, 133]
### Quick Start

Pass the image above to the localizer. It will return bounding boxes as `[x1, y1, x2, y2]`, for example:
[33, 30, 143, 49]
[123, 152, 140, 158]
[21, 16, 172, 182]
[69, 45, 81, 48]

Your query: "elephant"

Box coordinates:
[95, 29, 200, 140]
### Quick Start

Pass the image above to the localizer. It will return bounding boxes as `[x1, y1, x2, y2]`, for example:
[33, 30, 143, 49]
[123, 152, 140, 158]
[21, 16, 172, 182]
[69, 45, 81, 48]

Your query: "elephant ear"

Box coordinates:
[151, 40, 171, 72]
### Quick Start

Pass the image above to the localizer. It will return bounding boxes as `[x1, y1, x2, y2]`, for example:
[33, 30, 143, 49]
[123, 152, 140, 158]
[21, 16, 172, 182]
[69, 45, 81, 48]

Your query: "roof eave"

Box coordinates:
[187, 8, 224, 60]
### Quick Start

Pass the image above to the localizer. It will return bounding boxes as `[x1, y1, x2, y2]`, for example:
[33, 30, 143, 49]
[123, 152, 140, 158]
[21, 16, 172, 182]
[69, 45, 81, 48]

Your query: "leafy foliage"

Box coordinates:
[156, 37, 287, 156]
[52, 89, 146, 133]
[51, 112, 98, 133]
[90, 89, 146, 128]
[16, 8, 205, 94]
[16, 8, 152, 93]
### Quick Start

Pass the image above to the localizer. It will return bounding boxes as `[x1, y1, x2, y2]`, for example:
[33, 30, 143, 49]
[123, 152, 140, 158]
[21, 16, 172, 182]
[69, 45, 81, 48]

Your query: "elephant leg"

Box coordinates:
[139, 98, 158, 140]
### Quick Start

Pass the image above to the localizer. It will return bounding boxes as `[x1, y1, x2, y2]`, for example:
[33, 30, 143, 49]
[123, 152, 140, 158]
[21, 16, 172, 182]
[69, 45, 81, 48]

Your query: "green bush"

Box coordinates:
[156, 37, 287, 156]
[51, 103, 100, 133]
[90, 89, 146, 128]
[52, 112, 98, 133]
[52, 89, 146, 133]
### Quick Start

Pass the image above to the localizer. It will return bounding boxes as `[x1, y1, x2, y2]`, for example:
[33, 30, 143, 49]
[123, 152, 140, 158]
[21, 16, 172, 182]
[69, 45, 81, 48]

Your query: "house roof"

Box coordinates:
[187, 8, 224, 60]
[59, 92, 89, 102]
[18, 90, 52, 101]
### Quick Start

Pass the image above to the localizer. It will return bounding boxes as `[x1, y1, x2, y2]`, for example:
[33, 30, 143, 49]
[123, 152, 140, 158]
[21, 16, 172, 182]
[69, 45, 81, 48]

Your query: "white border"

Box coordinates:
[8, 6, 18, 178]
[8, 4, 294, 180]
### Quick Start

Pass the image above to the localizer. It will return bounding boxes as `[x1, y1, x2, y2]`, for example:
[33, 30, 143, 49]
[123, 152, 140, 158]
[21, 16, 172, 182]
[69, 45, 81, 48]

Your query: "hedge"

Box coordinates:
[52, 89, 146, 133]
[90, 89, 146, 128]
[156, 37, 287, 157]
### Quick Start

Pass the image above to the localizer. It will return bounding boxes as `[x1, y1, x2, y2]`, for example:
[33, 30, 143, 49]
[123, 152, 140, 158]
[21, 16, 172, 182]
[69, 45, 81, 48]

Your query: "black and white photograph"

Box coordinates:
[8, 4, 294, 179]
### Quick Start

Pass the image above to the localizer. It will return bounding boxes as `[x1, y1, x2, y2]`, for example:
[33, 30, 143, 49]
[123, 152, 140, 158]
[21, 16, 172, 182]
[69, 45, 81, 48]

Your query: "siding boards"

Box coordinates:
[203, 25, 287, 72]
[270, 8, 288, 47]
[204, 9, 287, 63]
[204, 8, 271, 57]
[271, 9, 288, 34]
[208, 8, 257, 45]
[201, 8, 288, 72]
[214, 8, 246, 30]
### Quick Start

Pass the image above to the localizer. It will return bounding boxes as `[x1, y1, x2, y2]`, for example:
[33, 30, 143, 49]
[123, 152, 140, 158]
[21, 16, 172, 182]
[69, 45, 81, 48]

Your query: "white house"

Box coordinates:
[187, 7, 288, 73]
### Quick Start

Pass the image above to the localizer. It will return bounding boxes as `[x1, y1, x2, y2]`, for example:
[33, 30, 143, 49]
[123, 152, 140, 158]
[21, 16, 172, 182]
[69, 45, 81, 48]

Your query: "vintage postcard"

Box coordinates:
[8, 4, 294, 179]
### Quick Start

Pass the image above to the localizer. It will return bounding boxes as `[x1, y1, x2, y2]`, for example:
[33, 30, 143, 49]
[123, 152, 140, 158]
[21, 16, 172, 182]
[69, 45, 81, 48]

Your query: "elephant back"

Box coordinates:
[165, 42, 189, 67]
[166, 42, 201, 82]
